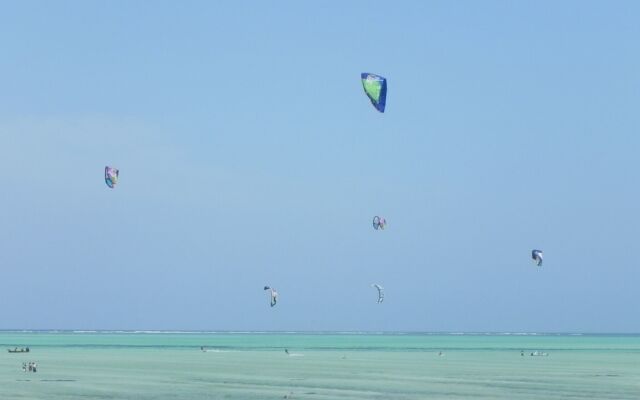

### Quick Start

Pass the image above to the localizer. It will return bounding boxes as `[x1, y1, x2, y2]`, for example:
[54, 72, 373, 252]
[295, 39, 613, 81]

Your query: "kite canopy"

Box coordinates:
[264, 286, 278, 307]
[531, 249, 543, 267]
[105, 166, 119, 188]
[371, 284, 384, 303]
[372, 216, 387, 230]
[361, 73, 387, 112]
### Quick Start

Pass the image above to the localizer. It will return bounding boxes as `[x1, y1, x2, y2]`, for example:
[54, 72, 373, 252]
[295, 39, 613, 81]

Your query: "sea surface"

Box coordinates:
[0, 332, 638, 399]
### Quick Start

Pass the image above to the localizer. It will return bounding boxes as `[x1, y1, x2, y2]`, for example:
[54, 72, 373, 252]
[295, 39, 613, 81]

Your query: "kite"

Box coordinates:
[531, 249, 543, 267]
[371, 284, 384, 303]
[372, 216, 387, 230]
[361, 73, 387, 113]
[264, 286, 278, 307]
[105, 166, 119, 188]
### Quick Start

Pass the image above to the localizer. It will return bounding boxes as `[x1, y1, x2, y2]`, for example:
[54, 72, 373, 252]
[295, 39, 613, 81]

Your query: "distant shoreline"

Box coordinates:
[1, 330, 639, 336]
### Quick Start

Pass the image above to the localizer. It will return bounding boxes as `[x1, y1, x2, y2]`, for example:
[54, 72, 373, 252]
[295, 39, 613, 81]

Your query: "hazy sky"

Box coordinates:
[1, 1, 638, 332]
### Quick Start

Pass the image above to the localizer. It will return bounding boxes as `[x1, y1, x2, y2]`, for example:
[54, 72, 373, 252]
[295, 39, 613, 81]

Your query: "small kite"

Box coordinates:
[371, 284, 384, 303]
[531, 249, 543, 267]
[372, 216, 387, 230]
[361, 73, 387, 113]
[105, 166, 119, 188]
[264, 286, 278, 307]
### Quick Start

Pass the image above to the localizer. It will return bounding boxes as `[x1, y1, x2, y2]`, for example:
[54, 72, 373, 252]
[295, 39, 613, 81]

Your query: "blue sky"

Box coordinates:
[1, 1, 638, 332]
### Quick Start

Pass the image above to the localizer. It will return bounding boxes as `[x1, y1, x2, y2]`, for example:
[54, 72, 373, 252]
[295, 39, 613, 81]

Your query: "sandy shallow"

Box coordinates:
[1, 333, 639, 399]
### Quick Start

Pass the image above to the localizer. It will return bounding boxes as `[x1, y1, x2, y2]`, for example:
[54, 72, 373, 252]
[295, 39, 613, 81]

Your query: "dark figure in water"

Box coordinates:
[521, 351, 524, 356]
[285, 349, 289, 355]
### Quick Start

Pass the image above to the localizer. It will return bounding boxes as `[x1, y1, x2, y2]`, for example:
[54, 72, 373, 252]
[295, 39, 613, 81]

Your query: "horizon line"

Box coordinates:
[1, 330, 639, 336]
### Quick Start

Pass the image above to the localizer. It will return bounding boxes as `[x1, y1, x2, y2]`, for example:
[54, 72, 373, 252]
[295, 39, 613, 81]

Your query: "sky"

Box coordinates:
[0, 1, 639, 332]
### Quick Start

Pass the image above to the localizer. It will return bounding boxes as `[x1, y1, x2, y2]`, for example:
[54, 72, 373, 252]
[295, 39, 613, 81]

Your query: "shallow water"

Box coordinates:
[1, 332, 638, 399]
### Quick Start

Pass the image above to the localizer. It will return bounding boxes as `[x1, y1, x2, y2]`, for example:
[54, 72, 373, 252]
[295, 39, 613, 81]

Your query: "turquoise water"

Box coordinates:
[1, 332, 639, 399]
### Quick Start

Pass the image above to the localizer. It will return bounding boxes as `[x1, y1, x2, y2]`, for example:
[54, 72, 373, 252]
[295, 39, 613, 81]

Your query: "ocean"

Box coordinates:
[0, 332, 638, 399]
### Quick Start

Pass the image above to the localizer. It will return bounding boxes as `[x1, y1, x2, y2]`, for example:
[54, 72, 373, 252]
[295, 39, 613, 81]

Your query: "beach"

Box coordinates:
[0, 332, 638, 399]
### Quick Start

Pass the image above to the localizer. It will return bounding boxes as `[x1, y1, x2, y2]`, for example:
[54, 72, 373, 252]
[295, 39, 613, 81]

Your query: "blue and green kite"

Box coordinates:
[361, 73, 387, 113]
